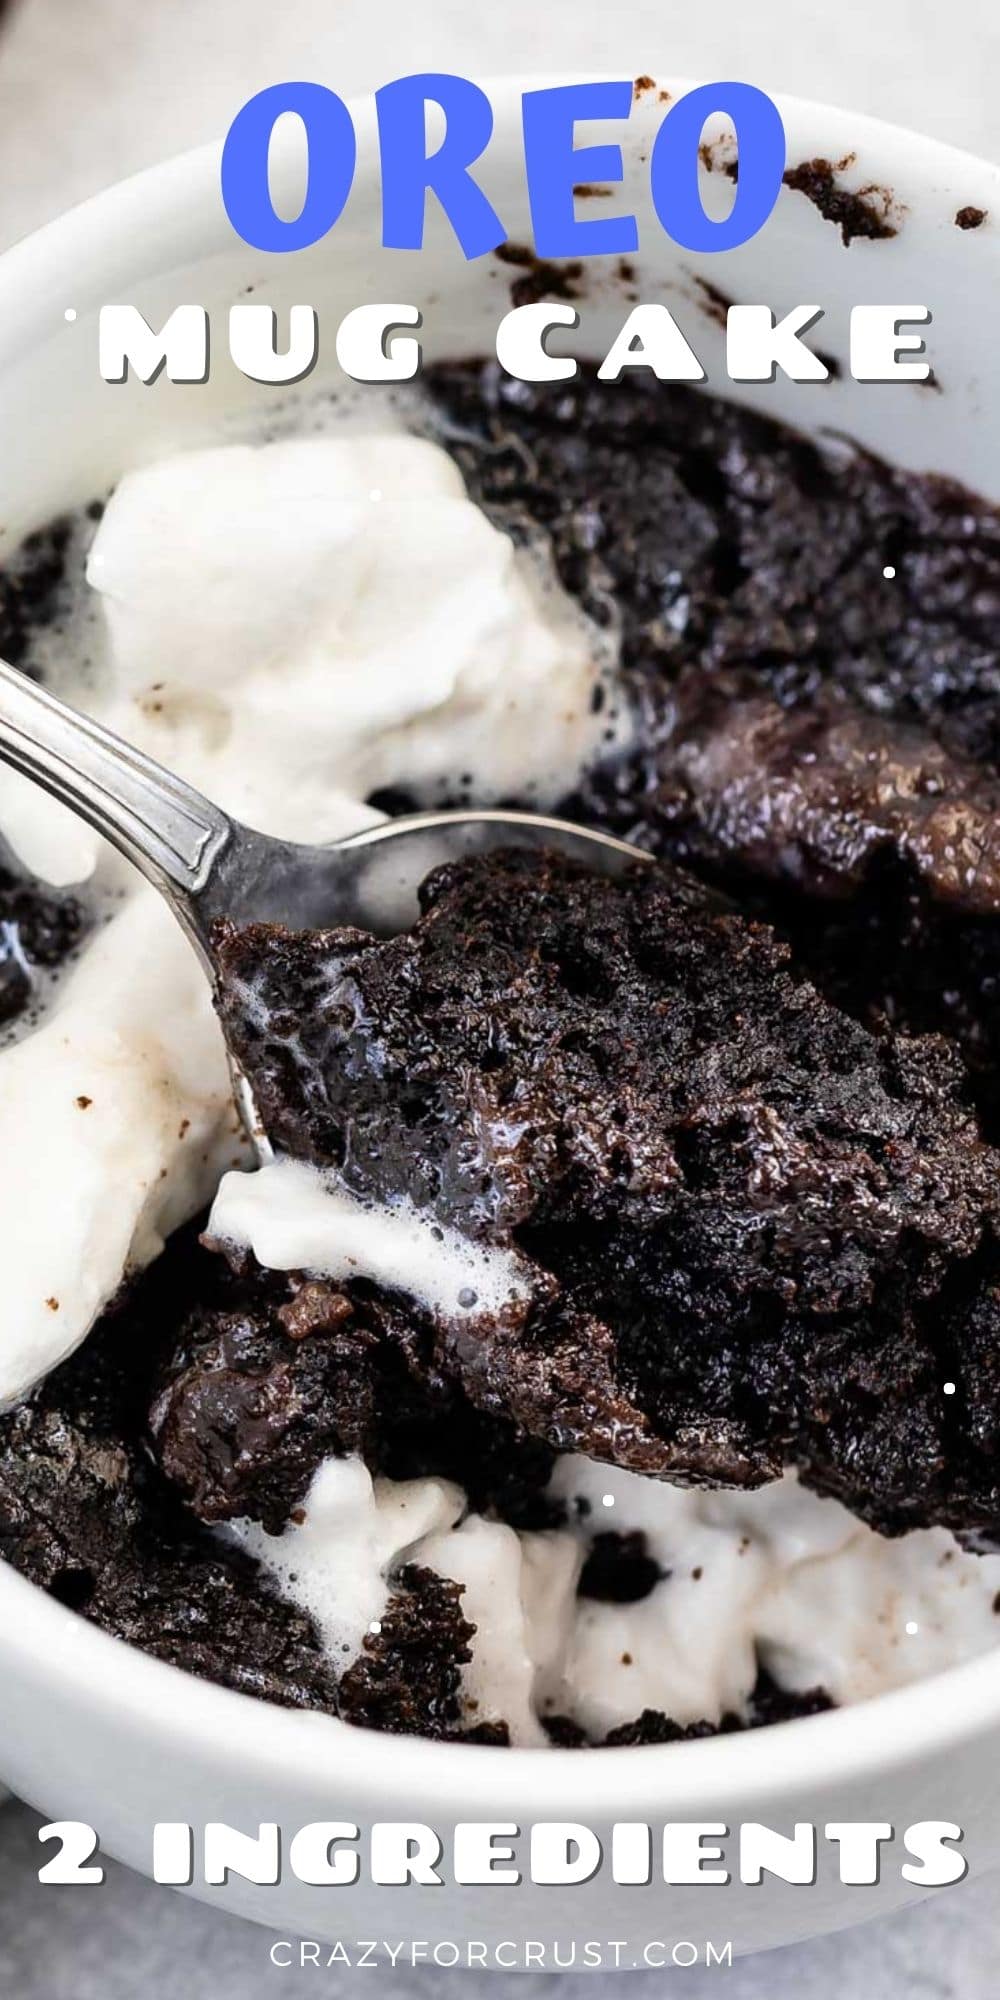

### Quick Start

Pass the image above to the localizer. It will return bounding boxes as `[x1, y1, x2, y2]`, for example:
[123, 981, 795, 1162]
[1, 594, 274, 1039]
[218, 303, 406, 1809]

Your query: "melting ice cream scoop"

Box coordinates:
[0, 655, 649, 1158]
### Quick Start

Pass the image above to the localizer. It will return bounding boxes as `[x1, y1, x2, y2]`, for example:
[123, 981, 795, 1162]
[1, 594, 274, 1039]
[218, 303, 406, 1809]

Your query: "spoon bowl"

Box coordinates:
[0, 657, 651, 1156]
[208, 804, 651, 938]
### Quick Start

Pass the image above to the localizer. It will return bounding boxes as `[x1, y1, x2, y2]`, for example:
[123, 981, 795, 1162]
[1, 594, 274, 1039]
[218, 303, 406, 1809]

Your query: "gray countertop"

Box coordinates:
[0, 1800, 996, 2000]
[0, 1798, 998, 1997]
[0, 0, 998, 1987]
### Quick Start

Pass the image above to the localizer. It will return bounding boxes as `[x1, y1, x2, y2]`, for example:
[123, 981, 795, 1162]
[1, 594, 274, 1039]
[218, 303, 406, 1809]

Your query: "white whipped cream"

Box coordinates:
[87, 432, 622, 836]
[0, 887, 237, 1399]
[242, 1452, 1000, 1745]
[209, 1157, 531, 1321]
[416, 1516, 580, 1747]
[544, 1460, 1000, 1732]
[231, 1457, 465, 1665]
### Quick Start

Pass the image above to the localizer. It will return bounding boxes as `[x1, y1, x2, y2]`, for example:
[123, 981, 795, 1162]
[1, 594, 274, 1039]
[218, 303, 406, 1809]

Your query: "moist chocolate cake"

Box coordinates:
[0, 1198, 825, 1743]
[422, 362, 1000, 1130]
[209, 847, 1000, 1535]
[5, 365, 1000, 1744]
[0, 1228, 344, 1716]
[149, 1247, 562, 1538]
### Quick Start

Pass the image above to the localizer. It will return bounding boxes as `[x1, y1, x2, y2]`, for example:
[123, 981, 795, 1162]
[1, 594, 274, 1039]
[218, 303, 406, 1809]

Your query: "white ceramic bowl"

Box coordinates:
[1, 78, 999, 1960]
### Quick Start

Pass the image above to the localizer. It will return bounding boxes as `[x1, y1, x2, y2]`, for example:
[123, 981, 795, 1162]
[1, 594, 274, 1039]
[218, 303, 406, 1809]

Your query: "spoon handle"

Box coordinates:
[0, 657, 232, 917]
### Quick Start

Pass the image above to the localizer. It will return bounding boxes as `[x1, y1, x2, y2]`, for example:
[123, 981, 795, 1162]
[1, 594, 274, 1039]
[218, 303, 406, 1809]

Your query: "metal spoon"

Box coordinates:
[0, 657, 650, 1155]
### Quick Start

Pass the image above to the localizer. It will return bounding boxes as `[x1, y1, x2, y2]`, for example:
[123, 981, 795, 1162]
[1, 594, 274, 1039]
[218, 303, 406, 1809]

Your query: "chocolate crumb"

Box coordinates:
[75, 1095, 92, 1110]
[699, 137, 739, 181]
[783, 157, 899, 245]
[543, 1714, 587, 1747]
[580, 1531, 664, 1604]
[493, 242, 537, 269]
[495, 242, 585, 308]
[956, 206, 987, 230]
[693, 274, 734, 329]
[277, 1282, 354, 1342]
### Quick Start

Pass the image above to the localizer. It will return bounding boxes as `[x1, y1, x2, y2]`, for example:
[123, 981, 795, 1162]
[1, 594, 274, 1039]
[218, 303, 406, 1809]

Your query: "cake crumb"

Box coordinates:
[783, 156, 899, 244]
[495, 241, 585, 308]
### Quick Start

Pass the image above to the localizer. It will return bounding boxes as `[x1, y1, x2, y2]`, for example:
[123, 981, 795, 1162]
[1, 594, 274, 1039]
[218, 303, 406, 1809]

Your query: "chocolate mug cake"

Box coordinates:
[2, 361, 1000, 1747]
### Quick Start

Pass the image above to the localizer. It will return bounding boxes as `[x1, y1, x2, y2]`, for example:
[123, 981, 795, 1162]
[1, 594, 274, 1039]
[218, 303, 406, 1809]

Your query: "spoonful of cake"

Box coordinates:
[7, 655, 1000, 1545]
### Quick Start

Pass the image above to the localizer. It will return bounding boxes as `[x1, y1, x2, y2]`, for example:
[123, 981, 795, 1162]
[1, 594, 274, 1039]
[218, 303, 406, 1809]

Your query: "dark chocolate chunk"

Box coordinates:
[150, 1247, 560, 1536]
[337, 1563, 494, 1740]
[579, 1530, 664, 1604]
[0, 863, 84, 1028]
[0, 1231, 343, 1717]
[782, 158, 898, 244]
[149, 1282, 381, 1534]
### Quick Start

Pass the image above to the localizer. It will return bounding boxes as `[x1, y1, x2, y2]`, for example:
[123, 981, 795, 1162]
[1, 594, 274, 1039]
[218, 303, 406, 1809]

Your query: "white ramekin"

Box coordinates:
[0, 78, 998, 1958]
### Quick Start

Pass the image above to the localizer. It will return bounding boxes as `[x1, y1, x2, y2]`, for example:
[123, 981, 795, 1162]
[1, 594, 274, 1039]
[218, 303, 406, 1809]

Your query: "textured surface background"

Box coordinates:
[0, 0, 997, 1989]
[0, 1797, 998, 1995]
[0, 0, 996, 250]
